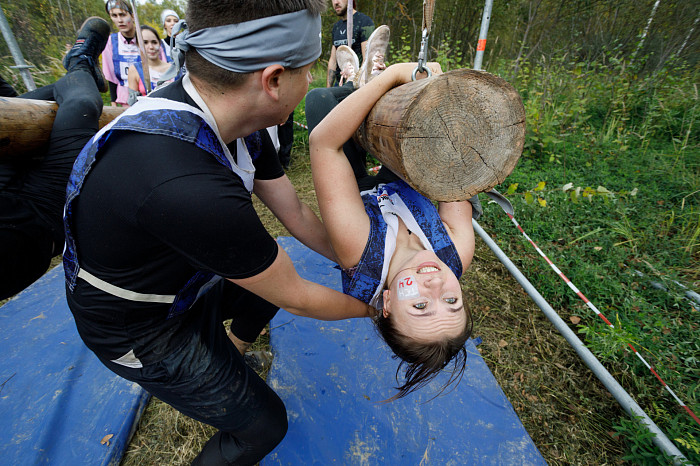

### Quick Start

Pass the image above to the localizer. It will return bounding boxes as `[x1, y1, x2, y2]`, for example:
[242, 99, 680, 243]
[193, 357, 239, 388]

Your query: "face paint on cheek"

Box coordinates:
[396, 275, 420, 300]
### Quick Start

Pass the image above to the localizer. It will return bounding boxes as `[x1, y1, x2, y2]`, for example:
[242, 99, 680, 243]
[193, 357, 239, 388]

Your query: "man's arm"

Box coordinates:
[230, 243, 373, 320]
[253, 175, 336, 262]
[327, 45, 337, 87]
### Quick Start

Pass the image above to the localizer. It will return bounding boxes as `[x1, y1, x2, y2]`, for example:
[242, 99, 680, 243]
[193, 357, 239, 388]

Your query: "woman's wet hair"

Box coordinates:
[375, 298, 473, 400]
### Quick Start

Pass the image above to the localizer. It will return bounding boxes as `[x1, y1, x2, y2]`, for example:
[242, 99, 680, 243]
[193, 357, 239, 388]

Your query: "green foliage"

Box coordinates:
[481, 129, 699, 462]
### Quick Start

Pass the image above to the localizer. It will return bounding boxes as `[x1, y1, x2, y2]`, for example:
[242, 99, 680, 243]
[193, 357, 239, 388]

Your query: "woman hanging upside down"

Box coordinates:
[309, 62, 479, 400]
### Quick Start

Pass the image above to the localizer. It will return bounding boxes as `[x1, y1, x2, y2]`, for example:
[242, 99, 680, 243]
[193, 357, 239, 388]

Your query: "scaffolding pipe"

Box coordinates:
[473, 0, 493, 71]
[0, 2, 36, 91]
[471, 1, 688, 461]
[472, 219, 688, 465]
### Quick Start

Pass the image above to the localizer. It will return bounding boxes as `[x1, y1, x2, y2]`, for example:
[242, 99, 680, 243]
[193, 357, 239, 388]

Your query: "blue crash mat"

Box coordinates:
[0, 264, 150, 465]
[263, 237, 545, 465]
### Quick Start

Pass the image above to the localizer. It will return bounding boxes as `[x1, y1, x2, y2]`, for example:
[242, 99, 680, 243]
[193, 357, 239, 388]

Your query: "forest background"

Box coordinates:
[1, 0, 698, 464]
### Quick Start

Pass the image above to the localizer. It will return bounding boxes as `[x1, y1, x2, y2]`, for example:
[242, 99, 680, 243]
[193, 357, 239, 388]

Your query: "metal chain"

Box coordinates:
[414, 0, 436, 80]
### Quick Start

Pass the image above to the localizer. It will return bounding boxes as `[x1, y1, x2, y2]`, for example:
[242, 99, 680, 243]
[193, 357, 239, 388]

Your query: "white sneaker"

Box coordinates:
[356, 25, 390, 88]
[336, 45, 359, 86]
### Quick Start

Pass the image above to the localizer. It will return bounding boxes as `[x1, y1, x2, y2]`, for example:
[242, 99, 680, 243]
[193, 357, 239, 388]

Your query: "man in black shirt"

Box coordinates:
[326, 0, 374, 87]
[63, 1, 372, 464]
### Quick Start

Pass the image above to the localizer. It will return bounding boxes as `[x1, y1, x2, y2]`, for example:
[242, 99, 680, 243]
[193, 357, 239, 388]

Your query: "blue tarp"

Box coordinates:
[0, 265, 149, 465]
[263, 237, 545, 465]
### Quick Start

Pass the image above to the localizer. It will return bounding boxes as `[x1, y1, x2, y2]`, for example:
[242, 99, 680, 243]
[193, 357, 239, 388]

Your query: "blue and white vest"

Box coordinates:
[342, 180, 463, 309]
[64, 76, 257, 320]
[111, 32, 141, 86]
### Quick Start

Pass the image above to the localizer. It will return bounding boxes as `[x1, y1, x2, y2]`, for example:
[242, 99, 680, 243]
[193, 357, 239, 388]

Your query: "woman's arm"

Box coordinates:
[127, 69, 140, 93]
[438, 200, 475, 274]
[309, 62, 442, 269]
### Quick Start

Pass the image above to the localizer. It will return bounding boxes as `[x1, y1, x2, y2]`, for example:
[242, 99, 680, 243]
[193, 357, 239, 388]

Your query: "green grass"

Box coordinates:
[472, 54, 700, 462]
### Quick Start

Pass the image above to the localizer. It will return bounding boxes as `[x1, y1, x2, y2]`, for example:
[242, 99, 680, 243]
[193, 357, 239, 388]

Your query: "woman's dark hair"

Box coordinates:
[140, 25, 161, 41]
[375, 301, 473, 400]
[185, 0, 326, 90]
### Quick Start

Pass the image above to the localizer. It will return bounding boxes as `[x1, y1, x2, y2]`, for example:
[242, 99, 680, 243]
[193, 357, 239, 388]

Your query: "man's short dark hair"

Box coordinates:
[185, 0, 326, 90]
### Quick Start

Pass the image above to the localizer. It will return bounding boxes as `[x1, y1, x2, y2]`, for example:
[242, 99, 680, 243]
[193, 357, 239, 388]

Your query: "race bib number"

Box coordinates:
[396, 275, 419, 300]
[119, 63, 131, 82]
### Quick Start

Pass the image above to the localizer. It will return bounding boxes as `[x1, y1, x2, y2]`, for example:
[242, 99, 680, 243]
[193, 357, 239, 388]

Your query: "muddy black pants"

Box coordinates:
[99, 280, 286, 465]
[0, 69, 102, 299]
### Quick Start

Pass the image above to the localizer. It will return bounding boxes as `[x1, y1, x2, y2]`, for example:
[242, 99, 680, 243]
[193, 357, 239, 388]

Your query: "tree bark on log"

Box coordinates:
[0, 97, 123, 158]
[355, 68, 525, 201]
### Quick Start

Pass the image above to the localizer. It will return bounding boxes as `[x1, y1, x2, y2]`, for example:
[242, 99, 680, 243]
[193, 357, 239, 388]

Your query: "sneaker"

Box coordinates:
[336, 45, 359, 86]
[63, 17, 111, 92]
[356, 25, 390, 88]
[244, 350, 274, 373]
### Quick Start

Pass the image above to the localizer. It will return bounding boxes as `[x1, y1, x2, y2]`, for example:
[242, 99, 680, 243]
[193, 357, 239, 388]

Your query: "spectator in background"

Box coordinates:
[326, 0, 374, 87]
[127, 25, 175, 106]
[102, 0, 139, 106]
[161, 9, 180, 60]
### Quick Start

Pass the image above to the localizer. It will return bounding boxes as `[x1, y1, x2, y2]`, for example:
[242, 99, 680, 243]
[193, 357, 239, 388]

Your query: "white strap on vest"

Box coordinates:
[77, 268, 175, 304]
[73, 86, 254, 304]
[182, 74, 256, 192]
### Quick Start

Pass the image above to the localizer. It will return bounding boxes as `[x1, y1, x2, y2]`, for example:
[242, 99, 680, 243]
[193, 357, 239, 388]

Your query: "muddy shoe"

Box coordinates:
[63, 17, 111, 92]
[244, 350, 274, 373]
[357, 25, 390, 88]
[336, 45, 359, 87]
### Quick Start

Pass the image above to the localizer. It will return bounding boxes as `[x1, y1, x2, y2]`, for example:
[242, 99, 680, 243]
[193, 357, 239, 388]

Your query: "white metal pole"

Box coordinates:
[472, 220, 688, 464]
[0, 2, 36, 91]
[473, 0, 493, 71]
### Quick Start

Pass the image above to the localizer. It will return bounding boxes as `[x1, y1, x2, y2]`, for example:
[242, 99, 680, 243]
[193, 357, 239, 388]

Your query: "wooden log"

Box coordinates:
[0, 97, 124, 158]
[355, 68, 525, 201]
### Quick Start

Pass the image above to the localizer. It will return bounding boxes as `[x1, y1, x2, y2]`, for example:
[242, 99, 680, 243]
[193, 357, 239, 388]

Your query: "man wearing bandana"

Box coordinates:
[63, 1, 373, 464]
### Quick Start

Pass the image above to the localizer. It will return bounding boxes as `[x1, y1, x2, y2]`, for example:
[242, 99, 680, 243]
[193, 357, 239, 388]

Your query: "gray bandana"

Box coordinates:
[168, 9, 321, 76]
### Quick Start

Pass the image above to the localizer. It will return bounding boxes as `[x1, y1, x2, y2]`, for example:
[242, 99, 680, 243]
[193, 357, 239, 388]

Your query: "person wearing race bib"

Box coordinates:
[160, 8, 180, 60]
[127, 25, 175, 106]
[101, 0, 168, 106]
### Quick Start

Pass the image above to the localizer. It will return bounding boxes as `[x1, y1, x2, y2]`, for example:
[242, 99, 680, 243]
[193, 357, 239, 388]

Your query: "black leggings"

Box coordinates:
[304, 83, 400, 191]
[305, 83, 368, 181]
[0, 69, 101, 299]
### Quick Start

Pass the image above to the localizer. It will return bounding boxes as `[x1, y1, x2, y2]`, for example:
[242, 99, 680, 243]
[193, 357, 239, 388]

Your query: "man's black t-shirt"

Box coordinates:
[331, 11, 374, 82]
[67, 79, 283, 365]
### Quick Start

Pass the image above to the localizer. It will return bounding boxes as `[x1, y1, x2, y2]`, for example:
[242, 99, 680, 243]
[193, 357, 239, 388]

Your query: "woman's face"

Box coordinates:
[164, 15, 178, 36]
[141, 29, 161, 60]
[383, 251, 466, 343]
